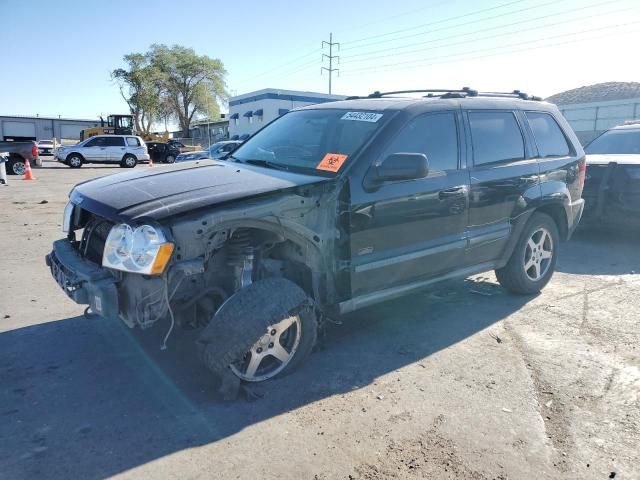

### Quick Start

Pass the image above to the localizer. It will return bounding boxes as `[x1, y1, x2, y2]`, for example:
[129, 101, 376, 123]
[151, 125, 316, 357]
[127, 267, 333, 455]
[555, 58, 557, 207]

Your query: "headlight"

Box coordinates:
[102, 224, 174, 275]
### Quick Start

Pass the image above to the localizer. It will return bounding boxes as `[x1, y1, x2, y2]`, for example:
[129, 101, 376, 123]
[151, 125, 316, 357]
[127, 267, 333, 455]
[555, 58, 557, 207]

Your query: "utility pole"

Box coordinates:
[322, 33, 339, 94]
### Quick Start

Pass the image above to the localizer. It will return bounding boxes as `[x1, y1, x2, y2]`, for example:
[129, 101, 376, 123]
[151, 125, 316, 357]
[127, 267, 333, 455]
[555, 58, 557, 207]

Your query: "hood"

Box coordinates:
[585, 154, 640, 165]
[71, 161, 329, 221]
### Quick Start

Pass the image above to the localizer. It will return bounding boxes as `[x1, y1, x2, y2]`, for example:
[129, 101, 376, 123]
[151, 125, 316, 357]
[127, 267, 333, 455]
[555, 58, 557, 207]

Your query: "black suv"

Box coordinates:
[146, 141, 180, 164]
[46, 88, 585, 392]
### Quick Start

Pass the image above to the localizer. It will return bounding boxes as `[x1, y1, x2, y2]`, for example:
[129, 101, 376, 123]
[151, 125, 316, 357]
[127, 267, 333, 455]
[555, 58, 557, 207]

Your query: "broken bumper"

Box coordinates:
[45, 239, 119, 321]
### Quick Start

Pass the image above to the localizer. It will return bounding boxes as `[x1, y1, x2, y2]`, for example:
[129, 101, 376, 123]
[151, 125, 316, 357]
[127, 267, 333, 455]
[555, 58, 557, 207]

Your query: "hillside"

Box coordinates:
[546, 82, 640, 105]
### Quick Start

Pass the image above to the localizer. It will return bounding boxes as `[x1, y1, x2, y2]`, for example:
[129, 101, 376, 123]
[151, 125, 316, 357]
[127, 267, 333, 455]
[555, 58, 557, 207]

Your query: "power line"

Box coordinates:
[343, 1, 636, 65]
[321, 33, 340, 94]
[340, 0, 525, 47]
[341, 19, 640, 75]
[233, 47, 321, 86]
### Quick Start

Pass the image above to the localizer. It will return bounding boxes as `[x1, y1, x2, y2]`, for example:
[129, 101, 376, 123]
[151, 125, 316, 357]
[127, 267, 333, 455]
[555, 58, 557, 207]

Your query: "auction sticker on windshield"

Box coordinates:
[317, 153, 348, 172]
[341, 111, 383, 122]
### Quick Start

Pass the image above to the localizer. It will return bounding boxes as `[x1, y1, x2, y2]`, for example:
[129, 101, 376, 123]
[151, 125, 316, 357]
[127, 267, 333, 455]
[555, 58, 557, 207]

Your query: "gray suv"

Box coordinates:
[55, 135, 150, 168]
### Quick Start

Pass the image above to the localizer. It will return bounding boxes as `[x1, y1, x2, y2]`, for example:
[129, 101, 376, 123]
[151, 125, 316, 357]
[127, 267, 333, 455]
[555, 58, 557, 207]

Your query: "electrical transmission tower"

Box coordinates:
[321, 33, 339, 94]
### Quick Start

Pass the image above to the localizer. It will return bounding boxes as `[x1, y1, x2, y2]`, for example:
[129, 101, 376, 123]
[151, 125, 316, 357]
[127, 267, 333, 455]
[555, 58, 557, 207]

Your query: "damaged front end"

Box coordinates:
[47, 180, 344, 334]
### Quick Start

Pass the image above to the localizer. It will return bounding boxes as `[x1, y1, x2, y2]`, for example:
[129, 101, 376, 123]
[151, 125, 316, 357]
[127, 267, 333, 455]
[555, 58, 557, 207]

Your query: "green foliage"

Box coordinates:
[112, 44, 227, 136]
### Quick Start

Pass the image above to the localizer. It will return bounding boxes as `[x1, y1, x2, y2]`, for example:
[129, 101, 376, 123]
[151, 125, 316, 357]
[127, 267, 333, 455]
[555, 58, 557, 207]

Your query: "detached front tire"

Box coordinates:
[197, 278, 317, 383]
[495, 212, 559, 295]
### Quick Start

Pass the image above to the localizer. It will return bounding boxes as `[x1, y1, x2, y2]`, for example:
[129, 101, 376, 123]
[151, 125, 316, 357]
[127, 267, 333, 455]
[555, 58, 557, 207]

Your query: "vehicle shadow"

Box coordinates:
[557, 228, 640, 275]
[0, 278, 529, 480]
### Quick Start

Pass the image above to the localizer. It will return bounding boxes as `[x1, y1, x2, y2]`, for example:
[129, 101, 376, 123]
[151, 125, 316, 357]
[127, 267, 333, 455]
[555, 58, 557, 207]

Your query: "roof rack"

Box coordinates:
[345, 87, 542, 101]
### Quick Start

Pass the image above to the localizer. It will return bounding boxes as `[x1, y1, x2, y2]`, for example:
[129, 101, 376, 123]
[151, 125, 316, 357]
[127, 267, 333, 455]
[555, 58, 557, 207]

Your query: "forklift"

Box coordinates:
[80, 114, 134, 141]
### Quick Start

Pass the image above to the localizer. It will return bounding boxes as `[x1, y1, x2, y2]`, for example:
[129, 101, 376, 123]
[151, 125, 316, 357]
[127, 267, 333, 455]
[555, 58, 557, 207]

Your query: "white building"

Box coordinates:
[0, 115, 100, 142]
[228, 89, 345, 140]
[557, 98, 640, 144]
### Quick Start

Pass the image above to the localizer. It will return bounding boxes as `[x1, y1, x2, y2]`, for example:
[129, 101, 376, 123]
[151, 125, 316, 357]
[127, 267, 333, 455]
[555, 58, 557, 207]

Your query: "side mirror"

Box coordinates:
[376, 153, 429, 181]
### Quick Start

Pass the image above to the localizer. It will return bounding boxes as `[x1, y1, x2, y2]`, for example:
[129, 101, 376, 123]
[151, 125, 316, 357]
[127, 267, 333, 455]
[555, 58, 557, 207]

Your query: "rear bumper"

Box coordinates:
[45, 239, 119, 321]
[567, 198, 585, 239]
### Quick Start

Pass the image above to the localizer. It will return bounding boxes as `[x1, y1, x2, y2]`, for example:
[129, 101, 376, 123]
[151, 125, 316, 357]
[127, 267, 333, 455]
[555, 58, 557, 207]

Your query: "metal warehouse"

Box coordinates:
[228, 89, 345, 140]
[0, 115, 101, 142]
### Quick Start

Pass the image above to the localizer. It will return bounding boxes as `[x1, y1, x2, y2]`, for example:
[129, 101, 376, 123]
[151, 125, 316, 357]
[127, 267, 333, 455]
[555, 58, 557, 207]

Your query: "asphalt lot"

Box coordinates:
[0, 158, 638, 479]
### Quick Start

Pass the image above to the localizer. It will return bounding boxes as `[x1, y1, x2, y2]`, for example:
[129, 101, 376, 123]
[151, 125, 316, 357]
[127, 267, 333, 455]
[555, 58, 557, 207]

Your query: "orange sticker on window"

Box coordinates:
[316, 153, 348, 172]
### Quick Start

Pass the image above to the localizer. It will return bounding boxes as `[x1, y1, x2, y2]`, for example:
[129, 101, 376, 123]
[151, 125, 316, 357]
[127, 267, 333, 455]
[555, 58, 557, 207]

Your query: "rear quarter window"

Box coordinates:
[126, 137, 141, 147]
[469, 111, 525, 166]
[526, 111, 570, 158]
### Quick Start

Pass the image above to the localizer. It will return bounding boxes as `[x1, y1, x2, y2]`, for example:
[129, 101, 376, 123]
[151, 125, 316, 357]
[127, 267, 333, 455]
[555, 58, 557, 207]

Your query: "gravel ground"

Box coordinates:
[0, 159, 638, 479]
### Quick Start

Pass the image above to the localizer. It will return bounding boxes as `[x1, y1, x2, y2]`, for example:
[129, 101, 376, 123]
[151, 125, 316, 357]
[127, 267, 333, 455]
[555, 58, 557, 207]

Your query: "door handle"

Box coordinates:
[438, 186, 466, 199]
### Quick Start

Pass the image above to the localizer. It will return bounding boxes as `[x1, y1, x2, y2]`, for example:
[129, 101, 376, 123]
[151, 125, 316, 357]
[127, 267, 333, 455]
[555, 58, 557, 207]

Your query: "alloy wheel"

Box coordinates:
[523, 227, 553, 281]
[230, 315, 302, 382]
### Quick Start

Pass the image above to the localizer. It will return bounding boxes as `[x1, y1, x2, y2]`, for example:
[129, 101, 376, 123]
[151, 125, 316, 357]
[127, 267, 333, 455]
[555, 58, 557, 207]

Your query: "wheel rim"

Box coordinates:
[12, 161, 26, 175]
[523, 227, 553, 281]
[166, 155, 175, 163]
[125, 157, 135, 167]
[70, 157, 81, 167]
[229, 315, 302, 382]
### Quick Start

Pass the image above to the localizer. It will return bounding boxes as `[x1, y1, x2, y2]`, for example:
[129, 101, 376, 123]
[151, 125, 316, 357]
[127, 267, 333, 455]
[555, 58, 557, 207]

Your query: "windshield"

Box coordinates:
[230, 109, 385, 174]
[585, 129, 640, 154]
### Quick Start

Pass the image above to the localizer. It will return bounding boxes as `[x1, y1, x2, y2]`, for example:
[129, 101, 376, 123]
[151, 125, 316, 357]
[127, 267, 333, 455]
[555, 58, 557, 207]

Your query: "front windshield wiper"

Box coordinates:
[242, 159, 289, 171]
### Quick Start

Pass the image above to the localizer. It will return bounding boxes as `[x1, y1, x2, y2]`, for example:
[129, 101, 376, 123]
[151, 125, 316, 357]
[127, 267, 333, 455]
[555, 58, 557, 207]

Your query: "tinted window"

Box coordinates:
[382, 112, 458, 172]
[526, 112, 570, 158]
[84, 137, 102, 147]
[469, 111, 525, 166]
[103, 137, 125, 147]
[125, 137, 140, 147]
[585, 129, 640, 154]
[222, 143, 237, 152]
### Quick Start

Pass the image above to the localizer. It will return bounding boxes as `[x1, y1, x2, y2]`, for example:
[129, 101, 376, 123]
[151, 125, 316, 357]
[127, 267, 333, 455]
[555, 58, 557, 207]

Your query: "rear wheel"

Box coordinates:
[7, 158, 26, 175]
[164, 154, 175, 164]
[120, 155, 137, 168]
[67, 154, 83, 168]
[495, 212, 559, 294]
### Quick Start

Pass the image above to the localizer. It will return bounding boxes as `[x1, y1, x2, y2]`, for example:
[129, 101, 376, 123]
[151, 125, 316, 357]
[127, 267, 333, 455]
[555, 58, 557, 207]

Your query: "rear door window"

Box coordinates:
[526, 112, 570, 158]
[382, 112, 459, 172]
[104, 137, 125, 147]
[469, 111, 525, 166]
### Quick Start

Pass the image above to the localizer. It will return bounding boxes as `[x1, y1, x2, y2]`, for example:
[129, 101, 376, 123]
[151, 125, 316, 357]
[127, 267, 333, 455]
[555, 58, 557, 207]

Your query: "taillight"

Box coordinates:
[578, 157, 586, 192]
[32, 144, 38, 157]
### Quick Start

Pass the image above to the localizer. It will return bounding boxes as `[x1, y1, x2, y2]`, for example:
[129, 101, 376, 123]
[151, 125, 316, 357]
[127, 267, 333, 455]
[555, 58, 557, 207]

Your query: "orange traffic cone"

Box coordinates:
[148, 156, 153, 167]
[23, 159, 34, 180]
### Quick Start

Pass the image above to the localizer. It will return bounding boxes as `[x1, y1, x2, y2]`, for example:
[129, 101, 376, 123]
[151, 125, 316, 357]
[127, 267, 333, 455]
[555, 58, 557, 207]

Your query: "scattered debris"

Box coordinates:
[377, 395, 384, 400]
[609, 472, 616, 479]
[502, 407, 512, 413]
[469, 288, 493, 296]
[38, 200, 48, 204]
[3, 314, 9, 319]
[489, 333, 503, 343]
[545, 400, 553, 408]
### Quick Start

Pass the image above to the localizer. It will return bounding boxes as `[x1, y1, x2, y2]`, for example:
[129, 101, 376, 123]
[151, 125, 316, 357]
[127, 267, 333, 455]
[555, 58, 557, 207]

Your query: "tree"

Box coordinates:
[148, 44, 227, 136]
[111, 54, 162, 135]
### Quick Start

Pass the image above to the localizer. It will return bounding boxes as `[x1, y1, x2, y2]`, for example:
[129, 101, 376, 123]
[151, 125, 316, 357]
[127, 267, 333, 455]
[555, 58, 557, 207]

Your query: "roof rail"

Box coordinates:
[344, 87, 542, 101]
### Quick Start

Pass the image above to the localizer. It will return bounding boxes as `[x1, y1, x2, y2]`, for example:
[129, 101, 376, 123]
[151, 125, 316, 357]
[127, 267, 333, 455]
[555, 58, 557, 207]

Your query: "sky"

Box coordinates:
[1, 0, 639, 122]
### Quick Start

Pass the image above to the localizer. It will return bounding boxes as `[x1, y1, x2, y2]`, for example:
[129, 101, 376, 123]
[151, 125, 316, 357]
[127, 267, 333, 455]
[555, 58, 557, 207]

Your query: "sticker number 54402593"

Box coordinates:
[341, 111, 383, 122]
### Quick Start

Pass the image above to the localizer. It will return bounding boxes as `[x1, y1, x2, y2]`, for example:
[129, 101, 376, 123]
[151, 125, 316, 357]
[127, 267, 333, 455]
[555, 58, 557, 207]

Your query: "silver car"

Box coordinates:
[55, 135, 150, 169]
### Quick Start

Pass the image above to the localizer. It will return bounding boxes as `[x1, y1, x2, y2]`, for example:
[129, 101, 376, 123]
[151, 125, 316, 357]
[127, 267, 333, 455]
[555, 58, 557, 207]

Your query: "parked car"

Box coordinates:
[55, 135, 149, 168]
[146, 141, 180, 164]
[208, 140, 243, 159]
[0, 140, 40, 174]
[582, 123, 640, 229]
[37, 140, 55, 156]
[168, 139, 203, 152]
[175, 150, 209, 162]
[46, 88, 585, 394]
